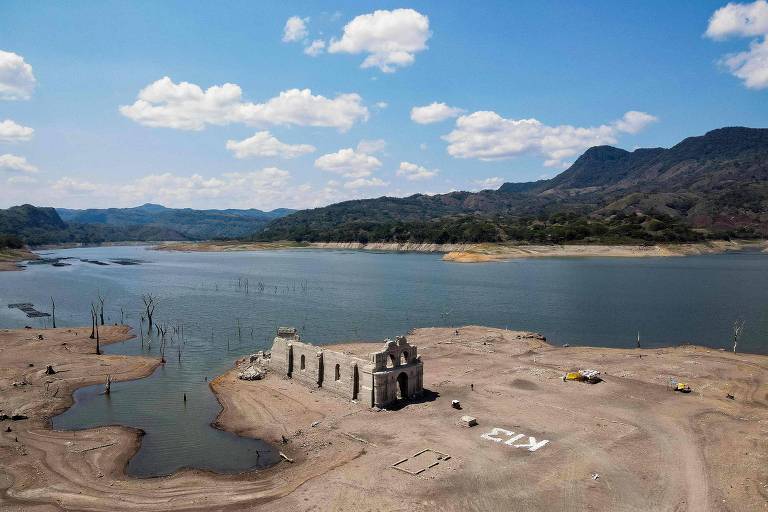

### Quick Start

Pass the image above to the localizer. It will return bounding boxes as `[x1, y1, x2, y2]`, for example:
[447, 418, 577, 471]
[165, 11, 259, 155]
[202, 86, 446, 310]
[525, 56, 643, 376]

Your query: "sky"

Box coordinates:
[1, 0, 767, 211]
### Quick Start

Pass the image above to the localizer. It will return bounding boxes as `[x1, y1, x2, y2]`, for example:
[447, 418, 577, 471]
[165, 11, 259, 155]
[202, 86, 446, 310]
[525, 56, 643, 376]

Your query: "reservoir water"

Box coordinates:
[0, 245, 766, 476]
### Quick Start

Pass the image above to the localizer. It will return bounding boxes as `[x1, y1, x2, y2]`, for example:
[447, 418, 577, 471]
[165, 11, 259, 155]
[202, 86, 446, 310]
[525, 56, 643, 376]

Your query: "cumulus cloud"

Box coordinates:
[721, 36, 768, 88]
[51, 168, 293, 210]
[120, 77, 369, 131]
[226, 131, 316, 159]
[314, 147, 382, 178]
[283, 16, 309, 43]
[396, 161, 438, 181]
[613, 111, 659, 134]
[343, 177, 388, 189]
[0, 119, 34, 142]
[304, 39, 326, 56]
[474, 177, 505, 189]
[706, 0, 768, 39]
[1, 168, 392, 210]
[328, 9, 431, 72]
[410, 102, 465, 124]
[706, 1, 768, 89]
[356, 138, 386, 154]
[0, 153, 37, 173]
[0, 50, 36, 100]
[443, 110, 657, 167]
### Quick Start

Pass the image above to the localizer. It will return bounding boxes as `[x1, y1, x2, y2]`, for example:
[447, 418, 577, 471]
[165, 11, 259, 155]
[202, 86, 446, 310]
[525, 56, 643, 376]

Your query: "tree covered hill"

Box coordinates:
[257, 127, 768, 244]
[0, 203, 295, 247]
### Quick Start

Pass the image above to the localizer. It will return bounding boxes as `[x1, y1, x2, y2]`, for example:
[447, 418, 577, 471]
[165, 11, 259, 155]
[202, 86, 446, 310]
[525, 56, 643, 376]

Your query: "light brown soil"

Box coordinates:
[0, 248, 38, 271]
[443, 239, 768, 262]
[1, 326, 767, 511]
[152, 239, 768, 262]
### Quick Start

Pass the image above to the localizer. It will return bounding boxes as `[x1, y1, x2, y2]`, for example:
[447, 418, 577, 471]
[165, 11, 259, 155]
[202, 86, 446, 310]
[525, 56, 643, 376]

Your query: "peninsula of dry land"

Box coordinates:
[1, 325, 766, 511]
[0, 248, 37, 272]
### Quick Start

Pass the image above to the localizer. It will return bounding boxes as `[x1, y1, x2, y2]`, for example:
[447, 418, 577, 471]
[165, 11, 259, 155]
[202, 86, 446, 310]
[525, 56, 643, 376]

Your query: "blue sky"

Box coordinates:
[1, 0, 766, 210]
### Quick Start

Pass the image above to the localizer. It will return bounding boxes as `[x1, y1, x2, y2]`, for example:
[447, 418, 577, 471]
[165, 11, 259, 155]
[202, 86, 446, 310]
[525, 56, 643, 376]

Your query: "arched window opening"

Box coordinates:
[334, 363, 341, 381]
[387, 353, 396, 368]
[401, 351, 409, 365]
[300, 354, 306, 371]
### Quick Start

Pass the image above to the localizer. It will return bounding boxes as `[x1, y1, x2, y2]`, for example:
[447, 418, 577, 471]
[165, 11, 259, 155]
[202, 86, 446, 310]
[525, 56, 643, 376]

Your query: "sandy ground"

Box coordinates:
[152, 239, 768, 261]
[1, 325, 766, 511]
[442, 239, 768, 262]
[0, 248, 38, 271]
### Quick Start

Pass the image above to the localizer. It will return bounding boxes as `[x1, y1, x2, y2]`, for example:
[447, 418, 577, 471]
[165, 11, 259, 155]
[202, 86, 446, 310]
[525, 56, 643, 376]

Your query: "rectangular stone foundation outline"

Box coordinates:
[391, 448, 451, 475]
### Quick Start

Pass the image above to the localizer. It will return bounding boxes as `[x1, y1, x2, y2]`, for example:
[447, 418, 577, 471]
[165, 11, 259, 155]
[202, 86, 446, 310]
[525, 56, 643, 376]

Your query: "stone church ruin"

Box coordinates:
[270, 327, 424, 408]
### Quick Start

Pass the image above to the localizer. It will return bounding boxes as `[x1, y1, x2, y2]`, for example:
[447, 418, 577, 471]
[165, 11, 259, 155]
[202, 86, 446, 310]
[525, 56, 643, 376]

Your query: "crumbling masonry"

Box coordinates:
[270, 327, 424, 408]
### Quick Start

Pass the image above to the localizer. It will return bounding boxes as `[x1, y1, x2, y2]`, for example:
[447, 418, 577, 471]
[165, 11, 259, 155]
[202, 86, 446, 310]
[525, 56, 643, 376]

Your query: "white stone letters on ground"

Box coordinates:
[481, 427, 549, 452]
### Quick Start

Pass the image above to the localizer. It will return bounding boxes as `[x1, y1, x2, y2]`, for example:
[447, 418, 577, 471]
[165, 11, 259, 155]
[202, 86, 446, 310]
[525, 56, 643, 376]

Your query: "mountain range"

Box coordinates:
[258, 127, 768, 243]
[0, 203, 294, 247]
[1, 127, 766, 247]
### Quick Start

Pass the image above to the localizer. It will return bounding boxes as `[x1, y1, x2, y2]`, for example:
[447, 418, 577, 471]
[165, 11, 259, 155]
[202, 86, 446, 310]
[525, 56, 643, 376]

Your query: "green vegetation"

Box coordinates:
[256, 211, 715, 244]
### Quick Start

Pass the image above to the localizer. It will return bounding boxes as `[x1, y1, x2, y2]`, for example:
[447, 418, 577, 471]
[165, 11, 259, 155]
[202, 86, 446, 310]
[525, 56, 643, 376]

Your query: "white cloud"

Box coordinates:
[375, 101, 388, 109]
[226, 131, 316, 159]
[396, 161, 438, 181]
[343, 177, 388, 189]
[50, 168, 293, 210]
[0, 153, 37, 173]
[314, 147, 382, 178]
[7, 174, 37, 185]
[474, 177, 505, 189]
[0, 50, 36, 100]
[612, 111, 659, 134]
[410, 102, 465, 124]
[356, 138, 386, 154]
[706, 0, 768, 39]
[0, 168, 394, 210]
[706, 1, 768, 89]
[283, 16, 309, 43]
[443, 110, 657, 167]
[120, 77, 369, 131]
[304, 39, 326, 56]
[328, 9, 431, 72]
[721, 37, 768, 88]
[0, 119, 34, 142]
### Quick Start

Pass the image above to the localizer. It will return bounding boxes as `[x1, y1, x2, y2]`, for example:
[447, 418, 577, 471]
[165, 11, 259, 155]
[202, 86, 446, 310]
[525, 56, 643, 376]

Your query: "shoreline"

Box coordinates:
[0, 248, 38, 272]
[150, 239, 768, 262]
[1, 325, 767, 510]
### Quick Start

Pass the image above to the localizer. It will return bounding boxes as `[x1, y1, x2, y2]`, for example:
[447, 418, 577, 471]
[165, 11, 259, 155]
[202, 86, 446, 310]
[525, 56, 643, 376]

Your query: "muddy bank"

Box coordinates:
[2, 325, 766, 511]
[0, 248, 38, 272]
[443, 239, 768, 262]
[152, 239, 768, 261]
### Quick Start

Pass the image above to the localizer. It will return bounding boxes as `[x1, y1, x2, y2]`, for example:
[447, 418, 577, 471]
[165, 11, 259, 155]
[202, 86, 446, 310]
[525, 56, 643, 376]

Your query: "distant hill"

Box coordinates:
[0, 203, 295, 247]
[258, 127, 768, 243]
[57, 203, 294, 240]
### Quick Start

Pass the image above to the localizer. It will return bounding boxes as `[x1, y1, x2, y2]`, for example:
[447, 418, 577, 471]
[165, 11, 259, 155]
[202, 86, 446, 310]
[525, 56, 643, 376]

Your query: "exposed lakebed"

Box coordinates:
[0, 245, 766, 476]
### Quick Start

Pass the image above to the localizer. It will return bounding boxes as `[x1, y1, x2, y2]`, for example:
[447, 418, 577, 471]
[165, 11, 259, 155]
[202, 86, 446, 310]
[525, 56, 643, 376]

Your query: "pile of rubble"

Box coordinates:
[237, 350, 271, 381]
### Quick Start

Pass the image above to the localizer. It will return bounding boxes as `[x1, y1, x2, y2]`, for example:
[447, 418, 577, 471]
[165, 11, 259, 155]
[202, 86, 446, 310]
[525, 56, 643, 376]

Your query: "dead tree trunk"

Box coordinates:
[98, 295, 105, 326]
[142, 294, 157, 335]
[91, 303, 101, 355]
[733, 319, 744, 353]
[51, 297, 56, 329]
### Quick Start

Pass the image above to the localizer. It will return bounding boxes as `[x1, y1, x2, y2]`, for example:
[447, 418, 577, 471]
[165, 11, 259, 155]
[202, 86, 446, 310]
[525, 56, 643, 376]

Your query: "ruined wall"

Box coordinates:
[270, 330, 422, 408]
[321, 350, 368, 401]
[372, 363, 423, 407]
[290, 340, 324, 388]
[271, 337, 292, 376]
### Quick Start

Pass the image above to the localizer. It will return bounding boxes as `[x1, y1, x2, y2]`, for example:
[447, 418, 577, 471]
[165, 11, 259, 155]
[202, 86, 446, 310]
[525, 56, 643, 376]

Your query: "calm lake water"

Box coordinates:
[1, 245, 766, 476]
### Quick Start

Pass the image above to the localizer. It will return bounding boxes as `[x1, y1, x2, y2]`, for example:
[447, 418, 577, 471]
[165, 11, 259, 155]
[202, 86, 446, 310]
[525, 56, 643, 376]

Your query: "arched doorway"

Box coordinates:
[397, 372, 409, 400]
